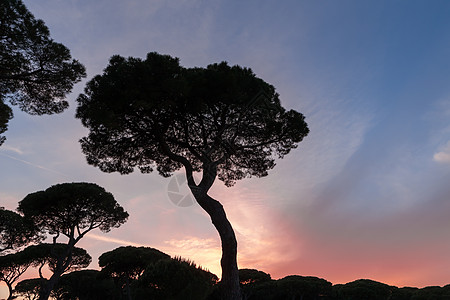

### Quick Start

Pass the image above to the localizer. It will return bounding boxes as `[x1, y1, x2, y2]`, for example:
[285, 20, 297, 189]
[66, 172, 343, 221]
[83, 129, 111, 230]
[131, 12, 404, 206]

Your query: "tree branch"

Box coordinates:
[52, 232, 60, 245]
[38, 263, 45, 279]
[158, 135, 196, 187]
[238, 135, 286, 150]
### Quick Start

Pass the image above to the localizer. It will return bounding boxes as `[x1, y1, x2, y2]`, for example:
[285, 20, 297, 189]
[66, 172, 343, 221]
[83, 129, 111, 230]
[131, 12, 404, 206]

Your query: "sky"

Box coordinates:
[2, 0, 450, 297]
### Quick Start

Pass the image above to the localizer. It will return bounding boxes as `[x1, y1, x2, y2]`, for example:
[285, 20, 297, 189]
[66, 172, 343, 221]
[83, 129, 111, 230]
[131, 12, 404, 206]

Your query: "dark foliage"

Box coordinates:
[276, 275, 333, 299]
[99, 246, 170, 300]
[76, 52, 308, 186]
[390, 287, 419, 300]
[95, 246, 217, 300]
[0, 244, 90, 300]
[9, 245, 450, 300]
[23, 243, 91, 275]
[234, 279, 279, 300]
[215, 273, 332, 300]
[333, 279, 394, 300]
[17, 183, 127, 300]
[137, 257, 218, 300]
[408, 285, 450, 300]
[54, 270, 118, 300]
[239, 268, 271, 285]
[17, 182, 129, 241]
[0, 101, 12, 145]
[0, 207, 42, 254]
[0, 249, 38, 299]
[99, 246, 170, 281]
[14, 278, 42, 300]
[330, 280, 450, 300]
[0, 0, 85, 145]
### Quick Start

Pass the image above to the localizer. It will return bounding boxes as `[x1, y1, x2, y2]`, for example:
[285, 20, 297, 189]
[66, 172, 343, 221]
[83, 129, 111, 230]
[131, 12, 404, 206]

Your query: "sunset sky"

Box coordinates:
[2, 0, 450, 297]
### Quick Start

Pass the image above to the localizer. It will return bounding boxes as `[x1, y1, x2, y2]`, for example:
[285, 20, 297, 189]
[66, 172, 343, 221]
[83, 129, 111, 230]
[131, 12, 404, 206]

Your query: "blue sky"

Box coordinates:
[2, 0, 450, 296]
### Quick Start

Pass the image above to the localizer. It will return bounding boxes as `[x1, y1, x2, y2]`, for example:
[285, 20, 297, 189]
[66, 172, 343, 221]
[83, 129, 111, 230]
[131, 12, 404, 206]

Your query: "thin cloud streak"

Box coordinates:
[1, 145, 24, 155]
[86, 233, 153, 248]
[0, 152, 70, 178]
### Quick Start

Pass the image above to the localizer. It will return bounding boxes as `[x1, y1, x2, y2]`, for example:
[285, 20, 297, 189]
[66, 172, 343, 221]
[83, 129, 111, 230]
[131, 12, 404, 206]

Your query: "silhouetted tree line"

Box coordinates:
[0, 183, 128, 300]
[7, 249, 450, 300]
[11, 247, 218, 300]
[3, 182, 448, 300]
[238, 274, 450, 300]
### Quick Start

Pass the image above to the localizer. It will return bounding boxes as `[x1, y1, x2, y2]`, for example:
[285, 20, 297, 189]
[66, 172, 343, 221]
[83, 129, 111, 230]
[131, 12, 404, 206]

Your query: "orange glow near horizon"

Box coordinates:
[86, 233, 223, 278]
[1, 177, 449, 299]
[1, 219, 449, 300]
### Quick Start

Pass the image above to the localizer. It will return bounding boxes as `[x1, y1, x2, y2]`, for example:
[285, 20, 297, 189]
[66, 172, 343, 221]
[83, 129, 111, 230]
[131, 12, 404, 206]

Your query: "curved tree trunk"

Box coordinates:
[191, 191, 241, 300]
[163, 145, 242, 299]
[6, 282, 13, 300]
[38, 244, 74, 300]
[38, 271, 62, 300]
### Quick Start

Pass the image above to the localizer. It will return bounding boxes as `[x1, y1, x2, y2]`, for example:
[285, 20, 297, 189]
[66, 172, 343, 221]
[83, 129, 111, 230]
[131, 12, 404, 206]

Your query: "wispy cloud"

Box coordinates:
[433, 141, 450, 164]
[163, 237, 222, 275]
[434, 151, 450, 163]
[164, 237, 217, 250]
[1, 145, 24, 155]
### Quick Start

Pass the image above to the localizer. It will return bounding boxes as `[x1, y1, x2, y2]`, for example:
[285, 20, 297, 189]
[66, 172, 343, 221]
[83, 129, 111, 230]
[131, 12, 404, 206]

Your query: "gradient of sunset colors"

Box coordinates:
[2, 0, 450, 297]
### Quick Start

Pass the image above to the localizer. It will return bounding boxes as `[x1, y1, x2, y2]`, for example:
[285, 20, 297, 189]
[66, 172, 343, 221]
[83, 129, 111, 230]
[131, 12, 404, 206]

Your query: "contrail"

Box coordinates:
[86, 233, 152, 247]
[0, 152, 69, 178]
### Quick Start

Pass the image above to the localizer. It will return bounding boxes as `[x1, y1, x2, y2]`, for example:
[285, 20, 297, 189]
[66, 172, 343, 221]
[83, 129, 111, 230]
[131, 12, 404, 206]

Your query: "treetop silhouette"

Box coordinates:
[0, 207, 42, 255]
[76, 53, 308, 186]
[17, 182, 128, 300]
[18, 182, 129, 242]
[76, 52, 309, 299]
[0, 0, 86, 145]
